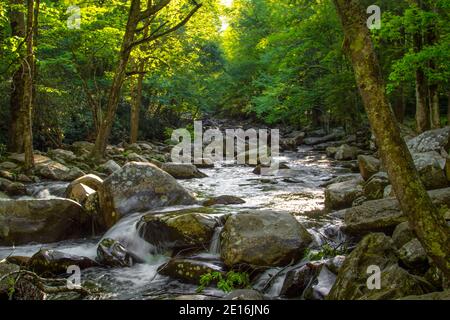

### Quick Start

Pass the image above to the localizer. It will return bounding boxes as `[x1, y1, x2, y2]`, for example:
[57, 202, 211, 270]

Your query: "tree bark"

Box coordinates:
[393, 87, 406, 124]
[130, 64, 144, 144]
[429, 84, 440, 129]
[333, 0, 450, 278]
[414, 32, 430, 133]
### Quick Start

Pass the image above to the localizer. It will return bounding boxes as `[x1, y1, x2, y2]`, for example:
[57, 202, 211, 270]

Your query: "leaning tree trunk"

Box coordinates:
[333, 0, 450, 278]
[90, 0, 141, 161]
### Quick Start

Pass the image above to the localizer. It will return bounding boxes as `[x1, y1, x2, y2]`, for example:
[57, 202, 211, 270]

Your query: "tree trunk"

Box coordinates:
[8, 0, 26, 153]
[429, 84, 440, 129]
[447, 91, 450, 125]
[23, 0, 35, 170]
[90, 0, 141, 161]
[333, 0, 450, 278]
[393, 87, 405, 124]
[130, 66, 144, 144]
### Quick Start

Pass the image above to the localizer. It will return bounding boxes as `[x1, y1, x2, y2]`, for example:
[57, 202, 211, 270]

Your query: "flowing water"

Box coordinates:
[0, 146, 349, 299]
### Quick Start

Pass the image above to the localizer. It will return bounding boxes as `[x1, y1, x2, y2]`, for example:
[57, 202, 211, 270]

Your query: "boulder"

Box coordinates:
[65, 174, 103, 204]
[398, 239, 429, 273]
[399, 290, 450, 300]
[304, 265, 337, 300]
[138, 209, 220, 249]
[28, 249, 98, 276]
[72, 141, 94, 155]
[36, 160, 84, 181]
[412, 152, 447, 190]
[324, 177, 364, 211]
[0, 162, 17, 170]
[0, 261, 45, 300]
[126, 152, 148, 162]
[407, 127, 450, 153]
[66, 183, 95, 204]
[0, 177, 26, 196]
[334, 144, 357, 161]
[160, 163, 207, 179]
[66, 174, 103, 194]
[223, 289, 265, 300]
[203, 195, 246, 206]
[392, 222, 415, 249]
[157, 256, 225, 284]
[98, 162, 196, 228]
[281, 131, 305, 151]
[0, 198, 90, 245]
[96, 238, 135, 267]
[363, 172, 390, 200]
[383, 185, 395, 198]
[99, 160, 121, 175]
[326, 147, 338, 158]
[280, 262, 323, 298]
[327, 233, 433, 300]
[343, 187, 450, 236]
[304, 132, 344, 146]
[220, 210, 312, 267]
[47, 149, 77, 162]
[357, 155, 380, 181]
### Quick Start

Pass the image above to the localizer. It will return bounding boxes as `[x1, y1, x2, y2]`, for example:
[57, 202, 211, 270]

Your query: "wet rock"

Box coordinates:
[334, 144, 357, 161]
[0, 191, 10, 200]
[0, 198, 90, 245]
[161, 163, 207, 179]
[98, 162, 196, 228]
[343, 187, 450, 236]
[407, 127, 450, 154]
[99, 160, 121, 175]
[96, 238, 134, 267]
[138, 209, 219, 250]
[220, 210, 312, 267]
[66, 174, 103, 194]
[203, 195, 245, 206]
[398, 239, 429, 273]
[157, 256, 225, 284]
[0, 177, 26, 196]
[412, 151, 447, 190]
[28, 249, 98, 276]
[363, 172, 390, 200]
[6, 256, 30, 267]
[281, 131, 305, 151]
[327, 233, 433, 300]
[280, 262, 323, 297]
[357, 155, 380, 181]
[392, 222, 415, 249]
[325, 255, 346, 274]
[304, 265, 337, 300]
[324, 177, 363, 211]
[0, 262, 45, 300]
[223, 289, 265, 300]
[66, 183, 95, 204]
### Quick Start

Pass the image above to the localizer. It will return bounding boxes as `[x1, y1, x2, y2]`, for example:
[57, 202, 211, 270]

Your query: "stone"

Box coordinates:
[98, 162, 196, 227]
[407, 127, 450, 153]
[334, 144, 357, 161]
[327, 233, 433, 300]
[47, 149, 77, 162]
[0, 262, 45, 300]
[399, 290, 450, 300]
[324, 177, 364, 211]
[157, 256, 225, 284]
[220, 210, 312, 267]
[412, 151, 447, 190]
[223, 289, 265, 300]
[357, 155, 380, 181]
[326, 147, 338, 158]
[0, 162, 17, 170]
[99, 160, 121, 175]
[96, 238, 135, 267]
[72, 141, 94, 155]
[66, 183, 96, 204]
[161, 163, 207, 179]
[392, 222, 415, 249]
[363, 172, 390, 200]
[0, 198, 90, 245]
[36, 160, 85, 181]
[66, 174, 103, 193]
[398, 239, 429, 273]
[383, 185, 395, 198]
[203, 195, 246, 206]
[127, 152, 148, 162]
[28, 249, 98, 276]
[138, 209, 220, 249]
[0, 178, 26, 196]
[280, 262, 323, 298]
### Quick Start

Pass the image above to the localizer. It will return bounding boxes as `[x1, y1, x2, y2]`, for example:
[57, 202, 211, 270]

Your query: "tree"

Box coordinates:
[90, 0, 202, 161]
[332, 0, 450, 277]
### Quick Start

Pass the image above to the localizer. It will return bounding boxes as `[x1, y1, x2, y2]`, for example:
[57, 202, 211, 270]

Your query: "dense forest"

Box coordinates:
[0, 0, 449, 302]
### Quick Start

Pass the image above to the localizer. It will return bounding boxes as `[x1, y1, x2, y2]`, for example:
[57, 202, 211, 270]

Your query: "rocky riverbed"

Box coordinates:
[1, 124, 449, 300]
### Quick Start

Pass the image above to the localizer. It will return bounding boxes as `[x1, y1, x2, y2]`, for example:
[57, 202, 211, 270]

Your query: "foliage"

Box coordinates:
[304, 243, 348, 261]
[197, 271, 250, 293]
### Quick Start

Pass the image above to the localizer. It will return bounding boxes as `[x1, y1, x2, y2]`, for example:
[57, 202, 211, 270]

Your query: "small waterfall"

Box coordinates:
[26, 181, 69, 199]
[209, 226, 223, 255]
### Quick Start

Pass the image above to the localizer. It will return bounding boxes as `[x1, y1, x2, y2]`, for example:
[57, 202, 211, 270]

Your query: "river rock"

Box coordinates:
[0, 177, 26, 196]
[138, 209, 220, 250]
[383, 185, 394, 198]
[66, 174, 103, 194]
[127, 152, 148, 162]
[363, 172, 390, 200]
[398, 239, 429, 273]
[98, 162, 196, 228]
[334, 144, 357, 161]
[343, 187, 450, 236]
[280, 262, 323, 298]
[326, 147, 338, 158]
[203, 195, 245, 206]
[36, 160, 84, 181]
[96, 238, 134, 267]
[0, 198, 90, 245]
[0, 162, 17, 170]
[407, 127, 450, 153]
[72, 141, 94, 154]
[324, 177, 363, 211]
[66, 183, 95, 204]
[47, 149, 77, 162]
[0, 261, 46, 300]
[157, 256, 225, 284]
[412, 151, 447, 190]
[399, 290, 450, 300]
[357, 155, 380, 181]
[281, 131, 305, 151]
[304, 265, 337, 300]
[220, 210, 312, 267]
[327, 233, 433, 300]
[392, 222, 415, 249]
[223, 289, 265, 300]
[160, 163, 207, 179]
[28, 249, 98, 276]
[304, 132, 344, 146]
[99, 160, 121, 175]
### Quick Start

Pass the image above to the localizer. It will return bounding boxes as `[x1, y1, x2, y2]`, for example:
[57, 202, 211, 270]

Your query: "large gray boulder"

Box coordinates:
[407, 127, 450, 153]
[0, 198, 90, 245]
[363, 172, 390, 200]
[412, 151, 447, 190]
[220, 210, 312, 267]
[98, 162, 196, 228]
[342, 187, 450, 236]
[357, 155, 380, 181]
[334, 144, 358, 161]
[324, 177, 364, 211]
[327, 233, 433, 300]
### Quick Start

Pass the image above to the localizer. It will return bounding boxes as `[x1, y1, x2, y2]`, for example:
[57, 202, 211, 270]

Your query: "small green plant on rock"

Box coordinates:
[304, 243, 348, 261]
[197, 271, 250, 293]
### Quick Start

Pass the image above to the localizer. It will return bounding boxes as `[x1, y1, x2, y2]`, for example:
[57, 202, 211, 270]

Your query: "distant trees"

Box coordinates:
[333, 0, 450, 278]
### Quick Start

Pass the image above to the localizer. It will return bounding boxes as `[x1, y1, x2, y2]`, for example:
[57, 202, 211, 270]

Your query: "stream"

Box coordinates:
[0, 146, 349, 300]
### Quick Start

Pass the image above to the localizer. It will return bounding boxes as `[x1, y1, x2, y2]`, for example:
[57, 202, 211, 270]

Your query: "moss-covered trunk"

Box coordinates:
[333, 0, 450, 278]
